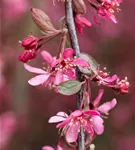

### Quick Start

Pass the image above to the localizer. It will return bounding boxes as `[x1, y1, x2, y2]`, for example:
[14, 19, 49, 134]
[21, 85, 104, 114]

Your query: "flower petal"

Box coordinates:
[84, 110, 100, 116]
[54, 71, 64, 85]
[24, 63, 46, 74]
[66, 121, 80, 143]
[98, 98, 117, 114]
[104, 75, 118, 83]
[82, 121, 94, 136]
[93, 89, 104, 106]
[62, 48, 74, 59]
[91, 116, 104, 135]
[110, 14, 117, 23]
[75, 15, 91, 28]
[71, 110, 82, 117]
[48, 116, 66, 123]
[28, 74, 50, 86]
[42, 146, 54, 150]
[72, 59, 89, 67]
[64, 68, 75, 80]
[41, 51, 53, 65]
[51, 59, 60, 68]
[56, 112, 68, 118]
[56, 117, 71, 128]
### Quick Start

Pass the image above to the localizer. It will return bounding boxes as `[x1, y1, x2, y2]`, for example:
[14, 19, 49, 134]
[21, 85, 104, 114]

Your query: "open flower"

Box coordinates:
[24, 48, 89, 88]
[57, 48, 89, 79]
[97, 0, 121, 23]
[93, 67, 118, 87]
[93, 68, 129, 94]
[89, 0, 122, 23]
[24, 51, 64, 87]
[49, 110, 100, 143]
[113, 77, 129, 94]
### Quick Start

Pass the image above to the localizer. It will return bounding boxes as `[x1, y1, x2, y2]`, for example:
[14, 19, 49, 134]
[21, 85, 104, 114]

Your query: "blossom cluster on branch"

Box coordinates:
[18, 0, 129, 149]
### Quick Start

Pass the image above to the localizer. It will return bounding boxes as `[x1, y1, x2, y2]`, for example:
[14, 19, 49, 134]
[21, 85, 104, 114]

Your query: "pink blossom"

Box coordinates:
[24, 48, 89, 87]
[93, 68, 129, 94]
[74, 15, 91, 34]
[89, 0, 122, 23]
[57, 48, 89, 79]
[113, 77, 129, 94]
[97, 0, 122, 23]
[24, 51, 64, 87]
[0, 112, 16, 150]
[93, 67, 118, 87]
[49, 110, 100, 143]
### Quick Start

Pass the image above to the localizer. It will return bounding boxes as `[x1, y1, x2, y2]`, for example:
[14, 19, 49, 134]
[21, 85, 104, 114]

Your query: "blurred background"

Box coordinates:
[0, 0, 135, 150]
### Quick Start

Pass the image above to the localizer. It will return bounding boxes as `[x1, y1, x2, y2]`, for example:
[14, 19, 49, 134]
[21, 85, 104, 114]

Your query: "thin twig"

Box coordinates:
[65, 0, 85, 150]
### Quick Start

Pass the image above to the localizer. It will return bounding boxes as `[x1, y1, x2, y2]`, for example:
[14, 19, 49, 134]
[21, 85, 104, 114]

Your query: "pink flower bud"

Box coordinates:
[18, 49, 37, 63]
[74, 15, 91, 33]
[20, 35, 38, 49]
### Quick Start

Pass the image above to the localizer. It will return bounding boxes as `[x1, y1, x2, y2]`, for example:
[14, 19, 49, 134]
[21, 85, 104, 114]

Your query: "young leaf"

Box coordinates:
[56, 80, 83, 96]
[79, 53, 99, 75]
[78, 67, 92, 75]
[31, 8, 60, 34]
[58, 16, 65, 29]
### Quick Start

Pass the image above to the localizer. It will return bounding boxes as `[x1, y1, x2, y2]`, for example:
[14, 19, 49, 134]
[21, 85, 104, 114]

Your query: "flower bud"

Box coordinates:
[20, 35, 38, 49]
[72, 0, 87, 14]
[31, 8, 60, 34]
[18, 49, 37, 63]
[74, 14, 91, 33]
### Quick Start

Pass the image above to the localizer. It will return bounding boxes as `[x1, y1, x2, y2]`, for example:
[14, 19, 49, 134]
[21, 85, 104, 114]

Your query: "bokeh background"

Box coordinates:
[1, 0, 135, 150]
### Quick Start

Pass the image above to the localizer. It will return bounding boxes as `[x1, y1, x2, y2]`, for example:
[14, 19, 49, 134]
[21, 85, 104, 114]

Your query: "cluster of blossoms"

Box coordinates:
[89, 0, 122, 23]
[18, 0, 129, 149]
[93, 67, 129, 94]
[49, 90, 117, 143]
[24, 48, 89, 88]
